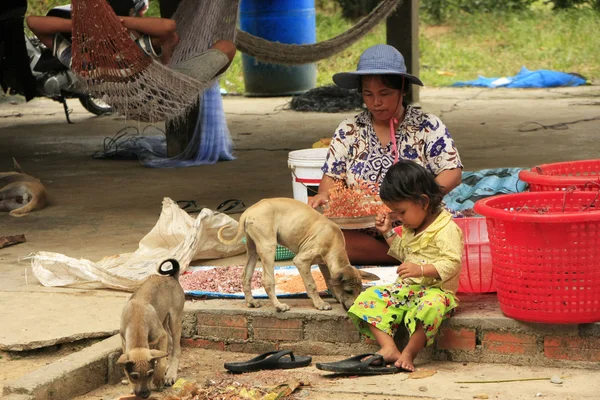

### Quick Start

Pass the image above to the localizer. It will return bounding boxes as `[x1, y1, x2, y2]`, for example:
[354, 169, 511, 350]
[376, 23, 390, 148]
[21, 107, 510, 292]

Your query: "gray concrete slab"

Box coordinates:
[2, 335, 121, 400]
[0, 292, 124, 351]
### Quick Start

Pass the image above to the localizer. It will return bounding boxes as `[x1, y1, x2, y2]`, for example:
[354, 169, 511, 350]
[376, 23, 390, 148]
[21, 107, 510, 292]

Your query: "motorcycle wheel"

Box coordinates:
[78, 95, 113, 116]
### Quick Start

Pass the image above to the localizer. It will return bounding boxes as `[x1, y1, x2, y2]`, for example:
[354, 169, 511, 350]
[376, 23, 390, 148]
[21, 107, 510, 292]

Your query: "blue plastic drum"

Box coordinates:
[240, 0, 317, 96]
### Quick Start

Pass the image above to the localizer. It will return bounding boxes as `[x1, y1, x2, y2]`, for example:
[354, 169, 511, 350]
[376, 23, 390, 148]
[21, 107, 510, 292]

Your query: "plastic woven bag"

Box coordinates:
[30, 198, 246, 291]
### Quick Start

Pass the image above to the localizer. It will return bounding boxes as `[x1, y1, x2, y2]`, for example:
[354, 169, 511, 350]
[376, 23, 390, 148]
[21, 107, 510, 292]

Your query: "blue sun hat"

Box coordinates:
[333, 44, 424, 89]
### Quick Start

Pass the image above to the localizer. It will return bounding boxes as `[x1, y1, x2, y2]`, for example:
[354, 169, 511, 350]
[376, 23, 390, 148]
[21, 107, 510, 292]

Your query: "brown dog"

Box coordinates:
[117, 259, 185, 399]
[218, 198, 379, 312]
[0, 159, 47, 217]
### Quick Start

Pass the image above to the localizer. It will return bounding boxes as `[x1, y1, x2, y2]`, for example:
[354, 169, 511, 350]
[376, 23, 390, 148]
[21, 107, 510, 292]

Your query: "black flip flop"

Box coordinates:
[175, 200, 205, 214]
[224, 350, 312, 373]
[216, 198, 247, 215]
[316, 353, 403, 375]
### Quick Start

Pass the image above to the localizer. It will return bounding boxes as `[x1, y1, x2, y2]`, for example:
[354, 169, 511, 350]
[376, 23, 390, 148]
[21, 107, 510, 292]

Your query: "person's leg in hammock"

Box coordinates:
[172, 40, 237, 82]
[119, 16, 179, 64]
[26, 14, 180, 66]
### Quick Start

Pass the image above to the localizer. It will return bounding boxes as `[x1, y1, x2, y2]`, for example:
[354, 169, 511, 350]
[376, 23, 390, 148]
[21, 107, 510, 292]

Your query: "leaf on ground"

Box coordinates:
[260, 380, 307, 398]
[408, 369, 437, 379]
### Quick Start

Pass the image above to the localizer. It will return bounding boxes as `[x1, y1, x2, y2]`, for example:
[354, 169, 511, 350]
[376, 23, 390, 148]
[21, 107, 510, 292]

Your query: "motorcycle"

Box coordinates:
[1, 3, 112, 123]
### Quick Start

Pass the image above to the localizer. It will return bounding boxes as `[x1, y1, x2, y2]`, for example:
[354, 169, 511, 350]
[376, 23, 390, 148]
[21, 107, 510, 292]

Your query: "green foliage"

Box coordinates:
[421, 0, 536, 24]
[333, 0, 380, 20]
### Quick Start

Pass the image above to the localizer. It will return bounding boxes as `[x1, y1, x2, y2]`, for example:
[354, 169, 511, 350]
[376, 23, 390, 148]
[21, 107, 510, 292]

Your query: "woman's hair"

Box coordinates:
[358, 75, 411, 100]
[380, 160, 444, 213]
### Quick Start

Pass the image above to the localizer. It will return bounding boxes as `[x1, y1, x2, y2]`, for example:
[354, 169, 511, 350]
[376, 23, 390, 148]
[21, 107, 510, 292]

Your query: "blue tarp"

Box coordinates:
[452, 66, 586, 88]
[444, 168, 529, 212]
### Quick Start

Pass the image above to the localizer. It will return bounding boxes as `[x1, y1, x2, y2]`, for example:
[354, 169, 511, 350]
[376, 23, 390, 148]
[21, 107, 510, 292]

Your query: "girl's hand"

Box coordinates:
[308, 193, 329, 209]
[396, 262, 422, 279]
[375, 212, 392, 234]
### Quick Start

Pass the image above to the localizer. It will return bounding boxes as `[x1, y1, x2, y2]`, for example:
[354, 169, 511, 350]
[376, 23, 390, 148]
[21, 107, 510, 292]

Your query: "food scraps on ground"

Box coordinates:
[275, 271, 328, 293]
[161, 378, 307, 400]
[324, 179, 390, 218]
[179, 266, 262, 293]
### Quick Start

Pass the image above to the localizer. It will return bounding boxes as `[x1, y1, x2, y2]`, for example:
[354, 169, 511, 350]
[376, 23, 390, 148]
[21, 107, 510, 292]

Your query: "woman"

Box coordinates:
[308, 44, 462, 265]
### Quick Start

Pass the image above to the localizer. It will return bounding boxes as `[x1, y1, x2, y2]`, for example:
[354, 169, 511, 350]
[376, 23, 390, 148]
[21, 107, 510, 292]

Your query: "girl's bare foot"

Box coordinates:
[394, 352, 415, 371]
[376, 347, 402, 364]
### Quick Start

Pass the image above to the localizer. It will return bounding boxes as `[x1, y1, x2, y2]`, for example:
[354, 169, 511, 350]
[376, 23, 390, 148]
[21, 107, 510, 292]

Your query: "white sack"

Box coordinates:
[30, 198, 245, 291]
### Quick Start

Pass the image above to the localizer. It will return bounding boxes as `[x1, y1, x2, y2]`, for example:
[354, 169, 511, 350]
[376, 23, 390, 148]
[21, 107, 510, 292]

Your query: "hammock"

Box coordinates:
[70, 0, 239, 123]
[70, 0, 401, 122]
[235, 0, 402, 65]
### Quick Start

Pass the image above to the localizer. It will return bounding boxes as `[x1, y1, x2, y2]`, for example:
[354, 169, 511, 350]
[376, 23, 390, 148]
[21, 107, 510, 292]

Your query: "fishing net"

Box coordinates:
[289, 85, 364, 113]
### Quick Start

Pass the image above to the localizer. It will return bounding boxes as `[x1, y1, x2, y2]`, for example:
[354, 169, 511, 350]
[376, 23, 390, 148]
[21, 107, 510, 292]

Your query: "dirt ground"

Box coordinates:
[71, 348, 600, 400]
[1, 86, 600, 397]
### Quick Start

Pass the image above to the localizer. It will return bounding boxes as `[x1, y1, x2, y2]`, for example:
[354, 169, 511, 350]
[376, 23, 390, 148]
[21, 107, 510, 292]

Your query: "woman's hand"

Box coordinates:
[396, 262, 423, 279]
[375, 212, 392, 234]
[308, 193, 329, 209]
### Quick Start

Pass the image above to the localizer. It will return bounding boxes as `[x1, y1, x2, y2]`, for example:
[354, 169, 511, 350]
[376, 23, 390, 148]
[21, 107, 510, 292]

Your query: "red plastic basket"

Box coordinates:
[474, 191, 600, 324]
[394, 218, 495, 294]
[454, 218, 495, 294]
[519, 159, 600, 192]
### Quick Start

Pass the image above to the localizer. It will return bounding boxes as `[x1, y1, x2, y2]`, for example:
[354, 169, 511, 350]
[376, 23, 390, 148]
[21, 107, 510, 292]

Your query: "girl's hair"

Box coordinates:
[358, 75, 411, 106]
[380, 160, 443, 213]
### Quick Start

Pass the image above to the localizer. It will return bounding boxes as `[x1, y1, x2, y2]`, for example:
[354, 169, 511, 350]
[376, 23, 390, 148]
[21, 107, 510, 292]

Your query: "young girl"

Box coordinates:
[347, 160, 464, 372]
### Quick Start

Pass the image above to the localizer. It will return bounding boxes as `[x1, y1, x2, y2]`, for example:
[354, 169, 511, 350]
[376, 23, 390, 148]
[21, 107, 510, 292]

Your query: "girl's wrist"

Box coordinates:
[383, 229, 396, 239]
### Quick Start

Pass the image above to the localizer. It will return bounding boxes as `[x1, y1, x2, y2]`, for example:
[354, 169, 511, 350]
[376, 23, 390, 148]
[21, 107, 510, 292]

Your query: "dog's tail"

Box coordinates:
[12, 158, 23, 173]
[8, 182, 48, 217]
[158, 259, 181, 279]
[217, 213, 246, 245]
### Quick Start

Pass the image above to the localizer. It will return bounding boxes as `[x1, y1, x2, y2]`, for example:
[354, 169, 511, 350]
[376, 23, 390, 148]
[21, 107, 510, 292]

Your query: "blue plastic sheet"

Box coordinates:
[452, 66, 586, 88]
[444, 168, 529, 212]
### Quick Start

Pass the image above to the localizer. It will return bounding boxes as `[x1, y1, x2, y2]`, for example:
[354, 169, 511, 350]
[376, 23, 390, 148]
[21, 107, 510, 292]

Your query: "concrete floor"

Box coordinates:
[1, 86, 599, 395]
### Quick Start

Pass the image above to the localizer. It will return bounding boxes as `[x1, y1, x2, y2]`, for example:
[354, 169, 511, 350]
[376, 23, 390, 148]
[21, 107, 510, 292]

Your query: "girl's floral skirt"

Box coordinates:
[348, 283, 458, 347]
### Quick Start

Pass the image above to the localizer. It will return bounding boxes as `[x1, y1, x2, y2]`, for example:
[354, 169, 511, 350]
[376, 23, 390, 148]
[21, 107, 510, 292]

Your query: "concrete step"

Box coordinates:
[182, 294, 600, 369]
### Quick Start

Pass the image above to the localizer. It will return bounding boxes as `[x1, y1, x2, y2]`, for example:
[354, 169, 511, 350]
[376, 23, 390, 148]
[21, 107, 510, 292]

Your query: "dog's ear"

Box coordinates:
[116, 353, 130, 364]
[330, 266, 361, 286]
[12, 158, 23, 173]
[330, 271, 344, 286]
[148, 350, 168, 361]
[359, 270, 380, 281]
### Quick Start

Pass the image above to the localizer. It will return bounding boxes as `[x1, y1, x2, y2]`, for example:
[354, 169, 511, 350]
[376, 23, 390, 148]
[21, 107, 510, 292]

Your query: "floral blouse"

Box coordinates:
[321, 106, 462, 187]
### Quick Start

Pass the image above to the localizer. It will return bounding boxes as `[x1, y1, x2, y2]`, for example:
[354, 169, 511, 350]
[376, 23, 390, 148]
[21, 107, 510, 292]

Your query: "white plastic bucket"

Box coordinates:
[288, 148, 328, 203]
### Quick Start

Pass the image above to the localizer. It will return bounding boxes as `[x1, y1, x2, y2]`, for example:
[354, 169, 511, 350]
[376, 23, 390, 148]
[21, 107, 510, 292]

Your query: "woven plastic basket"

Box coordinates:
[474, 191, 600, 324]
[519, 159, 600, 192]
[395, 218, 495, 294]
[241, 238, 295, 261]
[454, 218, 495, 293]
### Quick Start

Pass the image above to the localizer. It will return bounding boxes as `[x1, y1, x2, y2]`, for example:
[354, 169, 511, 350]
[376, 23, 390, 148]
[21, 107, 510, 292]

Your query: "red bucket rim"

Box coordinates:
[473, 191, 600, 222]
[519, 159, 600, 186]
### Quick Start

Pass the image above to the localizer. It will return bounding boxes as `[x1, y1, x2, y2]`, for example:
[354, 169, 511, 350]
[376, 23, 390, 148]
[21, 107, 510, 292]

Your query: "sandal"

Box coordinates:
[224, 350, 311, 373]
[315, 353, 404, 375]
[176, 200, 205, 214]
[216, 198, 247, 215]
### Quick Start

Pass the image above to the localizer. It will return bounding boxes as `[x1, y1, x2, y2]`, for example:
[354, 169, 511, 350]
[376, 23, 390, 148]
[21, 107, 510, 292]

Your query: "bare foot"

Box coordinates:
[394, 352, 415, 371]
[376, 347, 402, 365]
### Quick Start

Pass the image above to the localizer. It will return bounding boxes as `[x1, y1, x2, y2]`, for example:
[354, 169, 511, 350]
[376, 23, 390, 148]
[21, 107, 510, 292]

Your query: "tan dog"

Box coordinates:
[117, 259, 185, 399]
[0, 159, 47, 217]
[218, 198, 380, 312]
